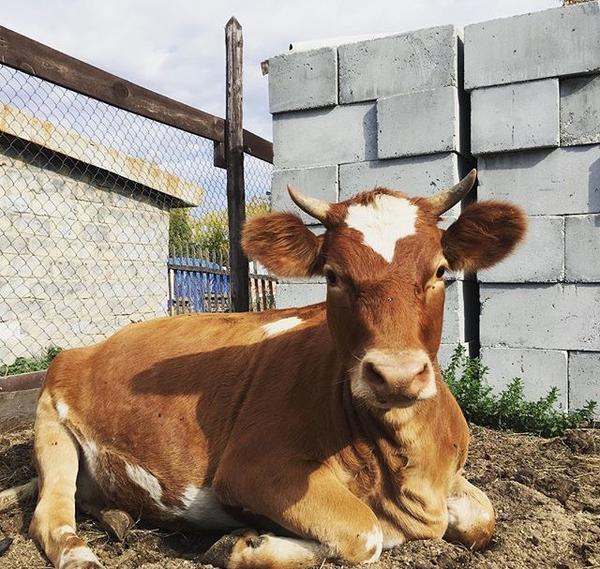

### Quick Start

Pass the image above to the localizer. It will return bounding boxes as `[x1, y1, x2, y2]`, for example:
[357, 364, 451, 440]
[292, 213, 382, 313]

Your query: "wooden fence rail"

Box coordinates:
[0, 25, 273, 164]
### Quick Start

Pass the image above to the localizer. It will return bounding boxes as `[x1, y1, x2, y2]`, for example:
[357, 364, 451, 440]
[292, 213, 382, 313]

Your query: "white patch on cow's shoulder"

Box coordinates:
[262, 316, 303, 337]
[179, 485, 243, 529]
[345, 195, 418, 262]
[55, 399, 69, 421]
[58, 545, 102, 568]
[362, 526, 384, 563]
[125, 463, 164, 506]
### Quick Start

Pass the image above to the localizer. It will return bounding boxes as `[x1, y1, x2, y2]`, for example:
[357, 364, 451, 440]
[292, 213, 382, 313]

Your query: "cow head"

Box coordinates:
[243, 170, 526, 409]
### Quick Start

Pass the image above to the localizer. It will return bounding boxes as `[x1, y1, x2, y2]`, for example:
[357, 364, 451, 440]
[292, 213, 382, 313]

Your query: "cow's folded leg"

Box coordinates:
[215, 464, 384, 567]
[78, 502, 134, 542]
[203, 529, 329, 569]
[444, 475, 496, 550]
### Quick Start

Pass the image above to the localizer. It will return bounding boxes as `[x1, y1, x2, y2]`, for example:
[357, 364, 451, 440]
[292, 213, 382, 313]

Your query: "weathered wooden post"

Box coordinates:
[225, 16, 249, 312]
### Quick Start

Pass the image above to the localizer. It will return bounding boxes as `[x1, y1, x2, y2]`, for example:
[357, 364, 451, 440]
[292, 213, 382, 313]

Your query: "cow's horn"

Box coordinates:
[429, 169, 477, 214]
[287, 185, 330, 223]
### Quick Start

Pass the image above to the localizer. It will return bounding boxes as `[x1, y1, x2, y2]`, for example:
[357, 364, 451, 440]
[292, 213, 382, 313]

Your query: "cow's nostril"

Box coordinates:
[364, 361, 386, 386]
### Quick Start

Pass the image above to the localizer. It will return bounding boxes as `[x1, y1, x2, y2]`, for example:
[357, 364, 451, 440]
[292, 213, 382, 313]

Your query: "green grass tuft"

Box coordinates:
[0, 346, 63, 377]
[443, 345, 597, 437]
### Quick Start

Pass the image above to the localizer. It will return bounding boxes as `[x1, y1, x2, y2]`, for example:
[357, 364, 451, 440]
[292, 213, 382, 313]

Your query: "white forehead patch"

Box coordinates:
[262, 316, 303, 337]
[345, 195, 418, 262]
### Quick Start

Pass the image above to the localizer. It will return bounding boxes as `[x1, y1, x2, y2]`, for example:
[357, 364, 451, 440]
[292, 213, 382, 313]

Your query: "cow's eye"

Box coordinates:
[325, 269, 338, 287]
[436, 266, 447, 279]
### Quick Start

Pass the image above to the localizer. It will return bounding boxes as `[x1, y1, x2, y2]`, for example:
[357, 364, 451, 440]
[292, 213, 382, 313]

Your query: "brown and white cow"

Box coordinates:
[2, 170, 526, 569]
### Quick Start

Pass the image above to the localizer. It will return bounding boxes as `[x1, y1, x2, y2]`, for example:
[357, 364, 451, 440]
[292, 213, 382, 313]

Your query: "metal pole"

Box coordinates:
[225, 16, 249, 312]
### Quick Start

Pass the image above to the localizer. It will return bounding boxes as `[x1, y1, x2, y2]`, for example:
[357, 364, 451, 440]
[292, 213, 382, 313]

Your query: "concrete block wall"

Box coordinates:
[466, 1, 600, 414]
[268, 25, 475, 368]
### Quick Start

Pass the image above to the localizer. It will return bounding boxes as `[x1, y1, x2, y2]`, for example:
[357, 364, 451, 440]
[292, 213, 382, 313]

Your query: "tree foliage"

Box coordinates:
[169, 197, 270, 253]
[168, 208, 194, 248]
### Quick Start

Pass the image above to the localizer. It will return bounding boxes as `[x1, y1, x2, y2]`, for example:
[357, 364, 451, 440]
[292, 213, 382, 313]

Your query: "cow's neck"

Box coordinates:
[330, 365, 466, 542]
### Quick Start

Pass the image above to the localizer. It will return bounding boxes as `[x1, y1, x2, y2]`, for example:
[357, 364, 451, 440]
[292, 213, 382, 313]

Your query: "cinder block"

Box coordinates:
[565, 214, 600, 282]
[338, 25, 459, 104]
[477, 145, 600, 215]
[273, 103, 377, 169]
[464, 1, 600, 90]
[479, 216, 564, 283]
[269, 47, 337, 113]
[338, 153, 462, 199]
[480, 347, 568, 410]
[276, 281, 326, 309]
[271, 166, 337, 225]
[442, 280, 477, 344]
[480, 283, 600, 351]
[377, 87, 462, 158]
[560, 74, 600, 147]
[471, 79, 559, 154]
[568, 351, 600, 417]
[438, 341, 476, 371]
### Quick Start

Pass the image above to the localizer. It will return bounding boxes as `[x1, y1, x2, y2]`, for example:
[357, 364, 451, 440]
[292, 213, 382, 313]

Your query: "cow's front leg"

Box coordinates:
[212, 464, 383, 568]
[444, 475, 495, 550]
[203, 529, 328, 569]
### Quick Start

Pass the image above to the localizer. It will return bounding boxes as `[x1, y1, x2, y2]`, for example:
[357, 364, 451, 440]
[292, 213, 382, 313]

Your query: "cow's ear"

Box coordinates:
[242, 213, 324, 277]
[442, 201, 527, 272]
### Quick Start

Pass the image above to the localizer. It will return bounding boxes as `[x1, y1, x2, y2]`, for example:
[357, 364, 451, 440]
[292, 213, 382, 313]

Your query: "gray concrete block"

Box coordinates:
[377, 87, 462, 158]
[339, 153, 462, 198]
[561, 74, 600, 147]
[271, 166, 337, 224]
[276, 281, 326, 309]
[480, 283, 600, 351]
[269, 47, 337, 113]
[471, 79, 559, 154]
[479, 216, 564, 283]
[565, 214, 600, 282]
[464, 1, 600, 90]
[480, 347, 568, 410]
[442, 279, 477, 344]
[338, 25, 459, 104]
[438, 341, 476, 371]
[477, 146, 600, 215]
[568, 351, 600, 417]
[273, 103, 377, 168]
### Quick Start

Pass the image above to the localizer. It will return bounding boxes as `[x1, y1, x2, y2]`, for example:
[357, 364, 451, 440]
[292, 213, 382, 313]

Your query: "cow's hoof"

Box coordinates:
[0, 537, 13, 556]
[202, 529, 260, 568]
[100, 509, 134, 542]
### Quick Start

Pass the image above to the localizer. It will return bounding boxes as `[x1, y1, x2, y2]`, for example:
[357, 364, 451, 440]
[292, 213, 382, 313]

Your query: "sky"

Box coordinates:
[3, 0, 560, 141]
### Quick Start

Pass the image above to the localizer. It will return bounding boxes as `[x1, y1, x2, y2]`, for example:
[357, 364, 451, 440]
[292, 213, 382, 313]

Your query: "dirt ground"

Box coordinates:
[0, 420, 599, 569]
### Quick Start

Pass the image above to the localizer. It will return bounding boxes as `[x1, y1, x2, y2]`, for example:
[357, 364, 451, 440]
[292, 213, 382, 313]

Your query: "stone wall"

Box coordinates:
[0, 108, 202, 364]
[268, 25, 476, 367]
[465, 1, 600, 413]
[268, 1, 600, 415]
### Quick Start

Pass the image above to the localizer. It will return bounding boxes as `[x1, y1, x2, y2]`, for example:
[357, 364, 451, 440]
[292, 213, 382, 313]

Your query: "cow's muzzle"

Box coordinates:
[354, 349, 436, 408]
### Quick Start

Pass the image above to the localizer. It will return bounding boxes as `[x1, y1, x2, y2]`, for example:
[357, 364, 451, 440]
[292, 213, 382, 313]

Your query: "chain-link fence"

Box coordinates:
[0, 49, 273, 369]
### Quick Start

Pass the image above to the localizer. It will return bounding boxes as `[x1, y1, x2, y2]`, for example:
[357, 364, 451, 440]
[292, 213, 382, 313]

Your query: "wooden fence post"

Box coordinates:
[225, 16, 249, 312]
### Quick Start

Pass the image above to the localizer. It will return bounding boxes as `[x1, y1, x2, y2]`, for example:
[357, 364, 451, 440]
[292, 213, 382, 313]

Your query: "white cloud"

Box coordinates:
[3, 0, 559, 140]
